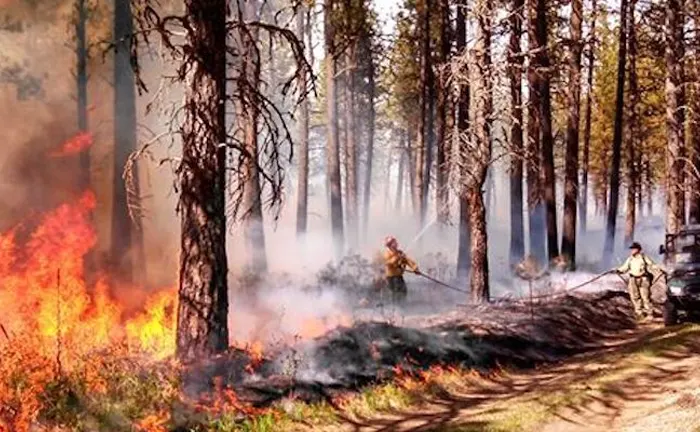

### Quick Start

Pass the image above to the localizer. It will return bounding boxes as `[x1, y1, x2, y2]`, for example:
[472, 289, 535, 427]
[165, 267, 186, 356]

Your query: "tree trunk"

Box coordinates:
[396, 131, 407, 211]
[624, 0, 638, 245]
[77, 0, 89, 189]
[436, 0, 450, 225]
[296, 6, 310, 238]
[537, 0, 559, 262]
[415, 0, 431, 227]
[508, 0, 525, 269]
[468, 0, 492, 302]
[423, 0, 436, 228]
[561, 0, 583, 270]
[602, 0, 628, 264]
[112, 0, 145, 286]
[344, 53, 358, 250]
[688, 3, 700, 223]
[240, 0, 267, 274]
[580, 0, 597, 235]
[526, 0, 546, 263]
[665, 0, 686, 235]
[325, 0, 344, 258]
[176, 0, 229, 361]
[362, 43, 376, 239]
[456, 0, 471, 279]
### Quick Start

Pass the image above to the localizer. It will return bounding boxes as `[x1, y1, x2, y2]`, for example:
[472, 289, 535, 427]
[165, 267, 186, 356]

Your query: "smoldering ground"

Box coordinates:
[180, 290, 637, 408]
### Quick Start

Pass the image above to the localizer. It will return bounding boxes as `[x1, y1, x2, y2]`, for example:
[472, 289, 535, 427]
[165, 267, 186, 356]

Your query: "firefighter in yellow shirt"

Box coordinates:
[382, 236, 420, 305]
[616, 242, 663, 320]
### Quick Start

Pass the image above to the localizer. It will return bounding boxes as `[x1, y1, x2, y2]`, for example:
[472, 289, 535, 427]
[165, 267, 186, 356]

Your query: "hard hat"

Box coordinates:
[384, 236, 397, 247]
[629, 242, 642, 250]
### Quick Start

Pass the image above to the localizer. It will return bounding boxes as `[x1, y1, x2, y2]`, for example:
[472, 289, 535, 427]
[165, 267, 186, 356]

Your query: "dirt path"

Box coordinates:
[332, 322, 700, 432]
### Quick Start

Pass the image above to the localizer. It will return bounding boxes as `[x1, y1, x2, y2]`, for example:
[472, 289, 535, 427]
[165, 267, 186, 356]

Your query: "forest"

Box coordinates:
[0, 0, 699, 430]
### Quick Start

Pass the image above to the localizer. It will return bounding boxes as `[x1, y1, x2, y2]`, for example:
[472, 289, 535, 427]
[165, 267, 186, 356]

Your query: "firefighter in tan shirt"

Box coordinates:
[382, 236, 420, 305]
[616, 242, 664, 320]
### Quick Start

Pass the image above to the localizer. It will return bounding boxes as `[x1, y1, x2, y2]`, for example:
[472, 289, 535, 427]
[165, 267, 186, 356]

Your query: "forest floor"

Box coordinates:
[290, 320, 700, 432]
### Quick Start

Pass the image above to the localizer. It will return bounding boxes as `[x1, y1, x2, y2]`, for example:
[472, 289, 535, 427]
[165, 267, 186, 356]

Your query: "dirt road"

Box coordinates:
[334, 322, 700, 432]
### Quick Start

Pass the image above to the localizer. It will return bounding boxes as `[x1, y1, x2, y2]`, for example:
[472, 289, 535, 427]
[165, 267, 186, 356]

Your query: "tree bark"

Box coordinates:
[456, 0, 471, 279]
[423, 0, 436, 229]
[526, 0, 546, 263]
[112, 0, 145, 285]
[688, 3, 700, 223]
[361, 39, 376, 239]
[295, 6, 310, 238]
[77, 0, 89, 190]
[325, 0, 344, 258]
[396, 131, 407, 211]
[602, 0, 628, 263]
[415, 0, 431, 227]
[176, 0, 229, 361]
[436, 0, 450, 225]
[665, 0, 686, 235]
[508, 0, 525, 269]
[580, 0, 597, 235]
[240, 0, 267, 274]
[561, 0, 583, 270]
[344, 53, 358, 250]
[624, 0, 638, 245]
[537, 0, 559, 262]
[468, 0, 492, 302]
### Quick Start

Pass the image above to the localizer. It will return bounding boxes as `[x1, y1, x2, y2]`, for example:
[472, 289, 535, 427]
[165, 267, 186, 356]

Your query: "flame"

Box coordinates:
[0, 184, 177, 430]
[49, 132, 93, 157]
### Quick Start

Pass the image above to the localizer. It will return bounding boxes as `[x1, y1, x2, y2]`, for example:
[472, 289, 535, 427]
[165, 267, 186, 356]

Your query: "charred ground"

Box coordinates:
[183, 290, 636, 408]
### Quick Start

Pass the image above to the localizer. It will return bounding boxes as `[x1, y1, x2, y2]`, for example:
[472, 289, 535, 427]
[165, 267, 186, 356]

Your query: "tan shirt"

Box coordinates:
[617, 253, 656, 277]
[383, 248, 418, 277]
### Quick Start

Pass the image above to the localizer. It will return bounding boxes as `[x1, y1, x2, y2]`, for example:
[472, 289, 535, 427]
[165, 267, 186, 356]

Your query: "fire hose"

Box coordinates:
[408, 269, 627, 301]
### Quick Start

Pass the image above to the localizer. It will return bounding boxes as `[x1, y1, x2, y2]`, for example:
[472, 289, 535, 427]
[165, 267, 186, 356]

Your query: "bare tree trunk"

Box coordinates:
[436, 0, 450, 226]
[396, 131, 407, 211]
[688, 4, 700, 223]
[113, 0, 145, 286]
[665, 0, 686, 235]
[468, 0, 492, 302]
[239, 0, 267, 274]
[624, 0, 638, 245]
[415, 0, 431, 227]
[527, 0, 546, 263]
[362, 43, 376, 238]
[602, 0, 628, 264]
[580, 0, 597, 235]
[423, 0, 436, 228]
[536, 0, 559, 262]
[296, 6, 310, 238]
[77, 0, 89, 190]
[456, 0, 471, 279]
[325, 0, 344, 258]
[508, 0, 525, 269]
[344, 53, 358, 250]
[176, 0, 229, 361]
[561, 0, 583, 269]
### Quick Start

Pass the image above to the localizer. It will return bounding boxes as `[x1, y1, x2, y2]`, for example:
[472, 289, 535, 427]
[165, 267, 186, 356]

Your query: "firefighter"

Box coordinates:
[382, 236, 420, 305]
[615, 241, 663, 320]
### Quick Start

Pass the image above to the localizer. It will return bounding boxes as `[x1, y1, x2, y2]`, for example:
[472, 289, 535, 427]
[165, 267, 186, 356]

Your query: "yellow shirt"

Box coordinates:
[617, 253, 656, 277]
[383, 248, 418, 277]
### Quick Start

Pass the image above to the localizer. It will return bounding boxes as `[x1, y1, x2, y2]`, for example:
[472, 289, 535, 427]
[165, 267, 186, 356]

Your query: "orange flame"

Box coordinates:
[49, 132, 93, 157]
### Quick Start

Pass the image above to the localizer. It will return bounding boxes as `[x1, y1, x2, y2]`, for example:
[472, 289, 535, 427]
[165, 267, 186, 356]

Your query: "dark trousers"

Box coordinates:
[387, 275, 407, 305]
